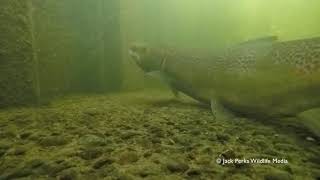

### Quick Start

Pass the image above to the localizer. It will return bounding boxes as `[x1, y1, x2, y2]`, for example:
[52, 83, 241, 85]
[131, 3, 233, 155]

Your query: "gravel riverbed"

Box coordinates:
[0, 91, 319, 179]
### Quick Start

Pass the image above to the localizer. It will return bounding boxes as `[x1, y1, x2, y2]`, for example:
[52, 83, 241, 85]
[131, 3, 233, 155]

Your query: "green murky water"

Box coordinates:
[0, 0, 319, 179]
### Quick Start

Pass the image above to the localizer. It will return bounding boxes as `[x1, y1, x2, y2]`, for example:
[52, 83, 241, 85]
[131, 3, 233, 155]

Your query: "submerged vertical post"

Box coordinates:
[99, 0, 107, 92]
[103, 0, 123, 92]
[27, 0, 41, 106]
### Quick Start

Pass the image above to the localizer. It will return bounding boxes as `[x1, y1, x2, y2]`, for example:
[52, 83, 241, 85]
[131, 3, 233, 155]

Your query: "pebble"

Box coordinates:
[166, 160, 189, 173]
[238, 133, 250, 141]
[83, 108, 101, 116]
[220, 149, 236, 159]
[216, 133, 230, 143]
[190, 129, 201, 136]
[26, 159, 45, 168]
[93, 156, 115, 169]
[79, 134, 107, 147]
[39, 136, 69, 147]
[3, 168, 33, 179]
[19, 131, 32, 139]
[79, 147, 103, 160]
[39, 161, 72, 176]
[196, 155, 212, 165]
[118, 151, 139, 165]
[11, 146, 28, 155]
[150, 136, 161, 144]
[135, 165, 159, 177]
[57, 169, 79, 180]
[149, 126, 165, 138]
[143, 151, 152, 158]
[173, 135, 192, 146]
[186, 168, 201, 176]
[120, 130, 140, 140]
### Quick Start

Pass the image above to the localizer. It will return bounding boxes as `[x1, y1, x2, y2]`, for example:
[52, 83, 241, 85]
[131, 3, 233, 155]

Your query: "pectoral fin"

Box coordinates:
[210, 99, 234, 120]
[170, 86, 180, 98]
[145, 71, 180, 98]
[145, 71, 164, 80]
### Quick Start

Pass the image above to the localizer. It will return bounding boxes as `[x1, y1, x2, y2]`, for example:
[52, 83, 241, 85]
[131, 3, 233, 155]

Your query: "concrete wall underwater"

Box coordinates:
[0, 0, 123, 108]
[0, 1, 39, 107]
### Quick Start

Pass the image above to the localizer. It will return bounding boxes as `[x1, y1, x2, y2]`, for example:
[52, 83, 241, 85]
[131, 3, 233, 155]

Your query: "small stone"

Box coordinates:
[27, 159, 45, 168]
[186, 152, 196, 160]
[39, 136, 69, 147]
[118, 151, 139, 165]
[115, 173, 135, 180]
[216, 133, 230, 143]
[196, 155, 212, 165]
[79, 134, 107, 147]
[149, 126, 165, 138]
[236, 135, 248, 143]
[79, 147, 103, 160]
[120, 130, 140, 140]
[166, 160, 189, 173]
[58, 169, 78, 180]
[12, 146, 27, 155]
[39, 161, 72, 176]
[143, 151, 152, 158]
[19, 131, 32, 139]
[151, 136, 161, 144]
[51, 131, 61, 136]
[173, 135, 191, 146]
[220, 149, 236, 159]
[135, 165, 159, 178]
[28, 133, 44, 141]
[186, 168, 201, 176]
[93, 156, 115, 169]
[6, 168, 33, 179]
[83, 108, 100, 116]
[190, 129, 201, 136]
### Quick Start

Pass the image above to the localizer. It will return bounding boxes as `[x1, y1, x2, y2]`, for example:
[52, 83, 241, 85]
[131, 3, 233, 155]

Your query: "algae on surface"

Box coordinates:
[0, 91, 319, 179]
[0, 0, 38, 107]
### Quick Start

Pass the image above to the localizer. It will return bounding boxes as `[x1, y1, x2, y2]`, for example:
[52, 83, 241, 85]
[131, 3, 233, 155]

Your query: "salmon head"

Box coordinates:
[129, 43, 165, 73]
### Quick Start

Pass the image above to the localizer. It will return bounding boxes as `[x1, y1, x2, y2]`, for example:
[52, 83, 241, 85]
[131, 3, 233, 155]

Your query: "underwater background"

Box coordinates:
[0, 0, 319, 179]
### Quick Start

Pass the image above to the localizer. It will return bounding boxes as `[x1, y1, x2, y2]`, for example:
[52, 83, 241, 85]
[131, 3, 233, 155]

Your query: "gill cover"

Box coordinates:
[129, 43, 164, 72]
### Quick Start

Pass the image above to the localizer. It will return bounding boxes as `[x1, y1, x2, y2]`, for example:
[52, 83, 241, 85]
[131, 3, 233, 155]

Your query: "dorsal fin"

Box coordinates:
[238, 36, 278, 47]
